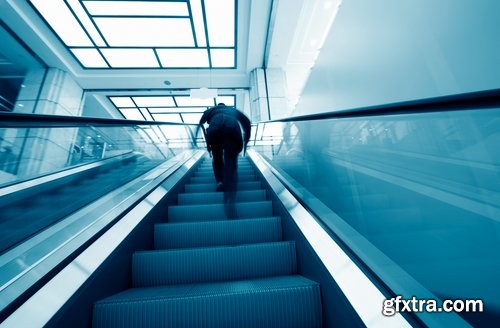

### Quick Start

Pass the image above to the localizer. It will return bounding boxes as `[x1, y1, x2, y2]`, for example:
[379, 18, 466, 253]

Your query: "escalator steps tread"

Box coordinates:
[155, 216, 282, 249]
[132, 241, 297, 287]
[93, 275, 322, 328]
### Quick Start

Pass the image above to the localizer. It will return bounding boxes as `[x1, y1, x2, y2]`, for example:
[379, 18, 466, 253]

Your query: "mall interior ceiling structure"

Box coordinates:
[0, 0, 339, 122]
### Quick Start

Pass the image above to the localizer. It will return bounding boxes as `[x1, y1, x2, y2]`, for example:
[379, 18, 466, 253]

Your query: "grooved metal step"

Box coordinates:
[133, 241, 297, 287]
[185, 181, 261, 193]
[190, 175, 256, 184]
[155, 217, 282, 249]
[93, 275, 322, 328]
[168, 200, 273, 222]
[178, 189, 266, 205]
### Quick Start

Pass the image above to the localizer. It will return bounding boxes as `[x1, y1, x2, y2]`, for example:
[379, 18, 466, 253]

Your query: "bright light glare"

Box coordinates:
[67, 0, 106, 46]
[149, 107, 207, 113]
[189, 0, 206, 46]
[204, 0, 234, 47]
[94, 17, 194, 46]
[71, 48, 108, 68]
[110, 97, 135, 107]
[30, 0, 92, 46]
[119, 108, 145, 120]
[181, 113, 203, 124]
[101, 48, 159, 67]
[210, 49, 235, 67]
[139, 108, 153, 121]
[83, 1, 188, 16]
[133, 97, 175, 107]
[175, 97, 215, 107]
[153, 113, 183, 123]
[157, 49, 209, 68]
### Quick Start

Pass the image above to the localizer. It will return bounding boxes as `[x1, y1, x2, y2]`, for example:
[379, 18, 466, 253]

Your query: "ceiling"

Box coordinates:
[0, 0, 342, 120]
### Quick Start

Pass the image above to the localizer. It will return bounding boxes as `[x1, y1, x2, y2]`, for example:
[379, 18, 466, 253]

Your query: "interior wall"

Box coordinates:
[293, 0, 500, 115]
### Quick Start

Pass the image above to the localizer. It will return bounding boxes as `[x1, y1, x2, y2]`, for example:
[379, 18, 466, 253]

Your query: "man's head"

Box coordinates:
[217, 103, 226, 107]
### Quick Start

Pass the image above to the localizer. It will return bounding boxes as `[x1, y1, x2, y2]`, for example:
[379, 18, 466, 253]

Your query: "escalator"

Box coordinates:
[92, 155, 322, 327]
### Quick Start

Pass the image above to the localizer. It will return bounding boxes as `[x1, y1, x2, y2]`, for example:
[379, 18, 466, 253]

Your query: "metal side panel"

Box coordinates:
[0, 150, 205, 327]
[247, 150, 415, 328]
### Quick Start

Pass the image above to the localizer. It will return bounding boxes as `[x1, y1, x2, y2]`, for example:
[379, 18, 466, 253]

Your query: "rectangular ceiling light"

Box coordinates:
[71, 48, 108, 68]
[175, 97, 215, 107]
[83, 1, 189, 16]
[133, 96, 175, 107]
[139, 108, 153, 121]
[181, 113, 203, 124]
[119, 108, 145, 120]
[30, 0, 93, 46]
[101, 48, 159, 68]
[66, 0, 106, 46]
[189, 0, 206, 47]
[94, 18, 194, 47]
[152, 113, 184, 123]
[157, 49, 209, 68]
[210, 49, 235, 67]
[204, 0, 234, 47]
[110, 97, 135, 107]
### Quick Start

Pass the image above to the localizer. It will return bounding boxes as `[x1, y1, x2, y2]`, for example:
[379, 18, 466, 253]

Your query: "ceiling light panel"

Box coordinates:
[181, 113, 203, 124]
[29, 0, 237, 69]
[152, 113, 184, 123]
[29, 0, 92, 46]
[94, 18, 194, 47]
[204, 0, 235, 47]
[110, 97, 135, 107]
[157, 49, 209, 68]
[101, 48, 159, 68]
[132, 96, 175, 107]
[216, 96, 235, 106]
[71, 49, 108, 68]
[175, 97, 215, 107]
[82, 1, 189, 16]
[210, 49, 235, 67]
[119, 108, 145, 120]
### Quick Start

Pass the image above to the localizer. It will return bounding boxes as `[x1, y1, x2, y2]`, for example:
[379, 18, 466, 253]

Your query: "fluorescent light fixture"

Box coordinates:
[179, 95, 216, 106]
[157, 49, 209, 68]
[152, 113, 184, 123]
[66, 0, 106, 46]
[216, 96, 235, 106]
[210, 49, 235, 67]
[149, 107, 207, 113]
[94, 18, 194, 47]
[132, 96, 175, 107]
[181, 113, 203, 124]
[119, 108, 145, 120]
[101, 48, 159, 68]
[204, 0, 234, 47]
[139, 108, 153, 121]
[82, 1, 188, 16]
[189, 88, 218, 100]
[71, 48, 108, 68]
[110, 97, 135, 107]
[30, 0, 92, 46]
[189, 0, 207, 46]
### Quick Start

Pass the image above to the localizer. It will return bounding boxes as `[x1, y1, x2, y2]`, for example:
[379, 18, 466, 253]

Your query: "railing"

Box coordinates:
[250, 88, 500, 327]
[0, 112, 201, 187]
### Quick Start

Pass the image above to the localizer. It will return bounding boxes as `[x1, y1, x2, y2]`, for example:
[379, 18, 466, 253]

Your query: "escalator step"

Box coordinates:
[177, 189, 266, 205]
[155, 217, 282, 249]
[168, 200, 272, 222]
[185, 181, 261, 193]
[93, 275, 322, 328]
[132, 241, 297, 287]
[190, 175, 256, 184]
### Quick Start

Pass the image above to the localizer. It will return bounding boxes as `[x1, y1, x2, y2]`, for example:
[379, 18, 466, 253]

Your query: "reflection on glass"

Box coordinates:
[260, 109, 500, 326]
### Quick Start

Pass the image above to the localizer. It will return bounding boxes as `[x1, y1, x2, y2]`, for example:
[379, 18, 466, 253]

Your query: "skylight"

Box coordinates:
[29, 0, 237, 69]
[109, 95, 236, 124]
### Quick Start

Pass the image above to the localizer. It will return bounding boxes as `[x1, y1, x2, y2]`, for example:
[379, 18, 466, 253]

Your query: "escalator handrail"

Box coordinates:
[0, 112, 198, 127]
[256, 88, 500, 124]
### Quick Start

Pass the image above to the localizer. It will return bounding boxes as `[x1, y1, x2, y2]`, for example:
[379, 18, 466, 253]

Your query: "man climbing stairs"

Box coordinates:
[93, 155, 323, 327]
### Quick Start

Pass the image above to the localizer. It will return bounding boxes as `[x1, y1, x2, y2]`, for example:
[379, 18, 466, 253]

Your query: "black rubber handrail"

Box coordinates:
[257, 88, 500, 124]
[0, 112, 198, 127]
